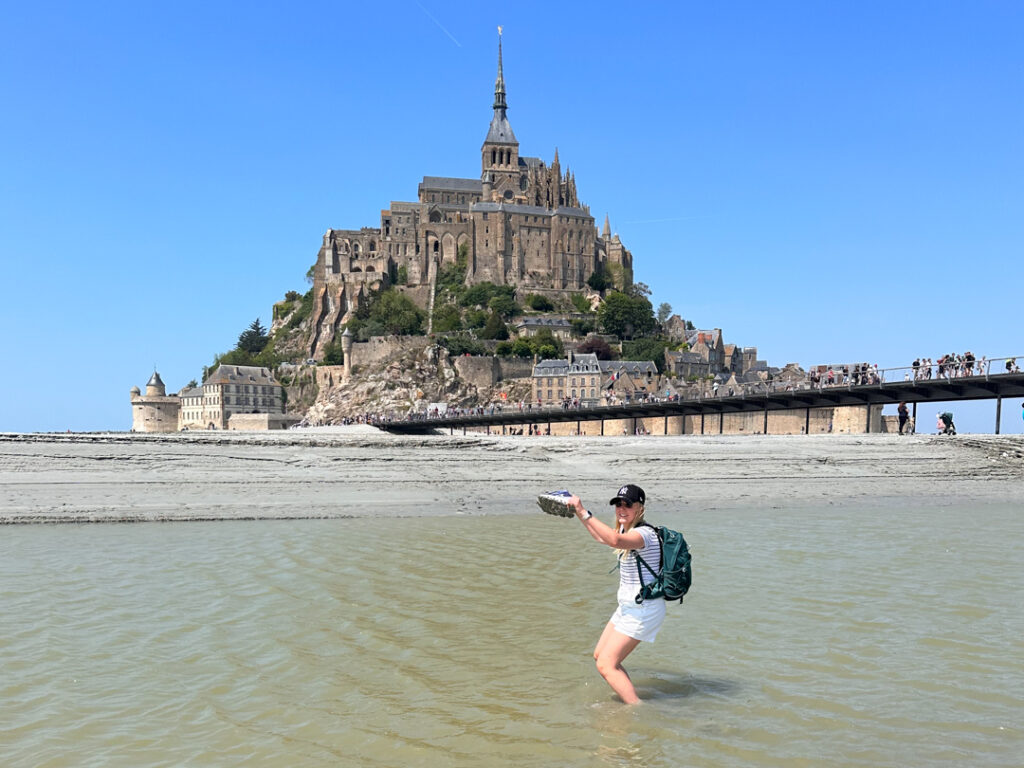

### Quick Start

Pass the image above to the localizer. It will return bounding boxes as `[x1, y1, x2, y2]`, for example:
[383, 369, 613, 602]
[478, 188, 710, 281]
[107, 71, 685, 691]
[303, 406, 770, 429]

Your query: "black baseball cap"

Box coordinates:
[609, 484, 645, 506]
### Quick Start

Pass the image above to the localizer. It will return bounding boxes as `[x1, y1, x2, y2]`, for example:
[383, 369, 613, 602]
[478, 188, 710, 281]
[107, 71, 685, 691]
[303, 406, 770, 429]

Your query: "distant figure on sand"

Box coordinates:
[567, 484, 664, 705]
[898, 402, 909, 435]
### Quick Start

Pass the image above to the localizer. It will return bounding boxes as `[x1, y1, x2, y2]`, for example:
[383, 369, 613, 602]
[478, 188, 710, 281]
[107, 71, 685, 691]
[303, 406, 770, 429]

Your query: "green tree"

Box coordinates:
[628, 281, 652, 299]
[186, 379, 198, 389]
[531, 329, 564, 359]
[479, 310, 509, 340]
[439, 336, 487, 356]
[597, 291, 655, 339]
[321, 335, 345, 365]
[576, 335, 614, 360]
[464, 309, 489, 329]
[570, 293, 593, 313]
[432, 303, 462, 333]
[570, 317, 596, 337]
[622, 337, 670, 373]
[586, 269, 608, 291]
[488, 293, 520, 319]
[657, 302, 672, 325]
[368, 289, 425, 336]
[526, 293, 554, 311]
[460, 281, 514, 309]
[237, 319, 269, 354]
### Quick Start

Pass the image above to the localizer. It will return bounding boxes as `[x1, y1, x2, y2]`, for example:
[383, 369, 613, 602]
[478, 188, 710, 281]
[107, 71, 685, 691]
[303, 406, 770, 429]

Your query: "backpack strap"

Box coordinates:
[632, 524, 662, 588]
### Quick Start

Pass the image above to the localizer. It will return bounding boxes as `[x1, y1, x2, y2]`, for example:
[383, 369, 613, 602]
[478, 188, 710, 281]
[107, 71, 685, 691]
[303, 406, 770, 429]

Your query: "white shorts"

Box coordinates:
[611, 598, 666, 643]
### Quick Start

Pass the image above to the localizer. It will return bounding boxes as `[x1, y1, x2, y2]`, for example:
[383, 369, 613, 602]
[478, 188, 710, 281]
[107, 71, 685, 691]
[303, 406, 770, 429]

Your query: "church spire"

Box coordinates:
[603, 214, 611, 238]
[493, 26, 507, 114]
[482, 26, 517, 151]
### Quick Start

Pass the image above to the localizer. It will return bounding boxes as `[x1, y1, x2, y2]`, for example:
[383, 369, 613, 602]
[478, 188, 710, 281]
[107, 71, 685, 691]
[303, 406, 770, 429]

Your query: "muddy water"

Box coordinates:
[2, 503, 1021, 767]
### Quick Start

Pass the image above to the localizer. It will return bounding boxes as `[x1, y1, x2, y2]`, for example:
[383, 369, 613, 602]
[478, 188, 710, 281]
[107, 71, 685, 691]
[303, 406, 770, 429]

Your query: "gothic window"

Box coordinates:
[369, 240, 376, 251]
[491, 150, 496, 164]
[433, 241, 439, 253]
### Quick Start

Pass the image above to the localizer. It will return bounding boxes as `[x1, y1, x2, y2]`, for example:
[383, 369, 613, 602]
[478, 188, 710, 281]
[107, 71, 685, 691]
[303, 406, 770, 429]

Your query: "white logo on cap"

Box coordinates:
[619, 486, 629, 496]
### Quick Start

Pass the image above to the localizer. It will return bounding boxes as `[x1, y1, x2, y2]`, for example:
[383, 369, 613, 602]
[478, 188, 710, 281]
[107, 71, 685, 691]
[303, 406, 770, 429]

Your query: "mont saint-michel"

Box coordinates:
[127, 34, 987, 437]
[306, 33, 633, 361]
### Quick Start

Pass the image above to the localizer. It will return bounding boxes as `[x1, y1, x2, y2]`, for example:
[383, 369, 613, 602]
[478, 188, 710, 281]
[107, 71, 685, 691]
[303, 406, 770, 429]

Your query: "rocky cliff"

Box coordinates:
[301, 344, 532, 425]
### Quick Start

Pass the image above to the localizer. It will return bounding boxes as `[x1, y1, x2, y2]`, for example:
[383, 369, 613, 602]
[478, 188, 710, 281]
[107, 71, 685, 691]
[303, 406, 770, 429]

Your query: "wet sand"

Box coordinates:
[1, 430, 1022, 524]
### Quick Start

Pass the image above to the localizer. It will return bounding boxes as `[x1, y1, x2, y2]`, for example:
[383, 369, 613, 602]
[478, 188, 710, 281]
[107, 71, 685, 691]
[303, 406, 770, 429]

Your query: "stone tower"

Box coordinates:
[130, 370, 180, 433]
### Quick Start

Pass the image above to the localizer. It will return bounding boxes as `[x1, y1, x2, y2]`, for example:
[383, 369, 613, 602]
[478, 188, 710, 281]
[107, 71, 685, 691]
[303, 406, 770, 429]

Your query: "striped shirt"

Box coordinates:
[616, 525, 662, 604]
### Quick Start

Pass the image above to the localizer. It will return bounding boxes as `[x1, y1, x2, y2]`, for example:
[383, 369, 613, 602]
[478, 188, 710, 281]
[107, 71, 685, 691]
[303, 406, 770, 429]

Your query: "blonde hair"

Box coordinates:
[614, 504, 646, 562]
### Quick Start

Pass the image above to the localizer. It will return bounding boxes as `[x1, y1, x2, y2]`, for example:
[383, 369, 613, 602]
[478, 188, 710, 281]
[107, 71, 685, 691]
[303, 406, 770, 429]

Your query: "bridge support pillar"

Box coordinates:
[719, 412, 724, 434]
[700, 413, 705, 434]
[995, 396, 1002, 434]
[912, 402, 917, 423]
[600, 419, 604, 436]
[805, 407, 811, 435]
[664, 415, 668, 435]
[763, 408, 768, 435]
[576, 419, 581, 436]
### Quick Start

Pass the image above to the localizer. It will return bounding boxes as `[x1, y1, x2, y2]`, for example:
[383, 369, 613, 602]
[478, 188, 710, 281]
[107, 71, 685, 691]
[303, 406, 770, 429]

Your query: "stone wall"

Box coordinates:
[450, 355, 536, 390]
[497, 358, 535, 380]
[315, 365, 348, 390]
[352, 336, 432, 369]
[459, 404, 886, 437]
[453, 356, 499, 390]
[227, 413, 302, 431]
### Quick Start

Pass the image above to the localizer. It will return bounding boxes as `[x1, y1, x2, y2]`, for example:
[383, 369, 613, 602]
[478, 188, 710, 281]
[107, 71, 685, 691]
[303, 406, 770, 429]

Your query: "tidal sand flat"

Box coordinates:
[1, 431, 1022, 524]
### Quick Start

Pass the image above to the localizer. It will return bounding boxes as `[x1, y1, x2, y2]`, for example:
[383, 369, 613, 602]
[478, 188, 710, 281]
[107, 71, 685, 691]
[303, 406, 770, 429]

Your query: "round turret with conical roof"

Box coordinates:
[146, 371, 166, 397]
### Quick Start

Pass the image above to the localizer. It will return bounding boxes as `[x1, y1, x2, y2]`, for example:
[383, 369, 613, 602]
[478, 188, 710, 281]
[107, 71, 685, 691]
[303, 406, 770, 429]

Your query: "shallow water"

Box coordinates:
[2, 503, 1022, 767]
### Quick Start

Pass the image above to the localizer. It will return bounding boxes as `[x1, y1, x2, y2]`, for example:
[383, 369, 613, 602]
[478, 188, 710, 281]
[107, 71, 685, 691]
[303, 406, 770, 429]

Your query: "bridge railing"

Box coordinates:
[387, 354, 1022, 424]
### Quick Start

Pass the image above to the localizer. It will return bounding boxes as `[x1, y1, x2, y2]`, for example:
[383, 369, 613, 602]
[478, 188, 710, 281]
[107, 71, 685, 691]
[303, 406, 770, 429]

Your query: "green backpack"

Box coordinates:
[634, 523, 692, 604]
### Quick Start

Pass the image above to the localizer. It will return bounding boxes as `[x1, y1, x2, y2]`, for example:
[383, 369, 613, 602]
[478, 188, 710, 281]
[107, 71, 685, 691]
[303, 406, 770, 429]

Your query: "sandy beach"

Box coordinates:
[2, 430, 1021, 524]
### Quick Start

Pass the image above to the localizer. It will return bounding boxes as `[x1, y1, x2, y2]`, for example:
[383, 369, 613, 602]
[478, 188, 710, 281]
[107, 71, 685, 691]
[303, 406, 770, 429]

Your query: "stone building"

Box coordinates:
[308, 32, 634, 359]
[129, 371, 180, 433]
[531, 353, 658, 407]
[131, 365, 290, 432]
[181, 365, 287, 431]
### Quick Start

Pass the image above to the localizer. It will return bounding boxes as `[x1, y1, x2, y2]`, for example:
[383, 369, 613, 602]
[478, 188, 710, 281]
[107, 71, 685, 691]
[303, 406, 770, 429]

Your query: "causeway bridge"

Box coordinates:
[378, 359, 1024, 436]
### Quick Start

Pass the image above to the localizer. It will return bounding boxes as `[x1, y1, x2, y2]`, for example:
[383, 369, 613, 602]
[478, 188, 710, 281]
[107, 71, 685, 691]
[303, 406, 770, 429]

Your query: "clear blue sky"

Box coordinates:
[2, 1, 1022, 433]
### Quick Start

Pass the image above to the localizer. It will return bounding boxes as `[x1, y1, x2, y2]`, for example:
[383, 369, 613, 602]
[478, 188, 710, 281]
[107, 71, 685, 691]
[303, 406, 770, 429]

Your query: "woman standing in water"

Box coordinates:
[567, 484, 665, 704]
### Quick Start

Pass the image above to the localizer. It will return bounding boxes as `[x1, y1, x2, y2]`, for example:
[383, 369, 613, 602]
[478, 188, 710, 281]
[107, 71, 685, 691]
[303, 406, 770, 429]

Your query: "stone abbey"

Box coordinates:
[308, 33, 634, 358]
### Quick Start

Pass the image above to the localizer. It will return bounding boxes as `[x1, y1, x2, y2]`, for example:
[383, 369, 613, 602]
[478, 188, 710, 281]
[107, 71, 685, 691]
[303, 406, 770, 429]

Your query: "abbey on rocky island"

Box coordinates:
[308, 32, 634, 359]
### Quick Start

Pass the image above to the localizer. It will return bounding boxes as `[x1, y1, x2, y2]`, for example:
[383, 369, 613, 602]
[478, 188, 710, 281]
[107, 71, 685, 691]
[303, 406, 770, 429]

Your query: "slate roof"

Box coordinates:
[516, 317, 571, 329]
[204, 365, 279, 386]
[419, 177, 483, 193]
[532, 355, 657, 378]
[471, 202, 590, 218]
[484, 112, 517, 144]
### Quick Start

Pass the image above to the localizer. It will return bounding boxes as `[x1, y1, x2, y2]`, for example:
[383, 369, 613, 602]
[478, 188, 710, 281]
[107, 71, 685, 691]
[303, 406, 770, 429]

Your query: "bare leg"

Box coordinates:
[593, 622, 643, 704]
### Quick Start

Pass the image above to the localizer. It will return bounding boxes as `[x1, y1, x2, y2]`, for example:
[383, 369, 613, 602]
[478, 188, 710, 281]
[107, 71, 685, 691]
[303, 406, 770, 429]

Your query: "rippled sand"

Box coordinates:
[1, 430, 1022, 524]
